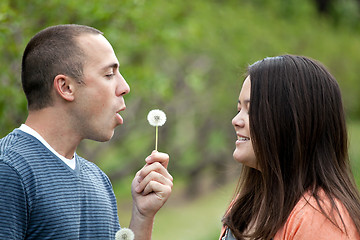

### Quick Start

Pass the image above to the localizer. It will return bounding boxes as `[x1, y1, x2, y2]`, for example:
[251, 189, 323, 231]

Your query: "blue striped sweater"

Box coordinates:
[0, 129, 120, 239]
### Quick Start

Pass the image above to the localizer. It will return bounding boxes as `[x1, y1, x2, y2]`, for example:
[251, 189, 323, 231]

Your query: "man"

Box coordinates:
[0, 24, 173, 239]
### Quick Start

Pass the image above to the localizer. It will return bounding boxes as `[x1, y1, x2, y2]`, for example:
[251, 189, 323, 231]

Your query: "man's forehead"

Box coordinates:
[75, 34, 118, 65]
[75, 33, 107, 48]
[75, 33, 116, 56]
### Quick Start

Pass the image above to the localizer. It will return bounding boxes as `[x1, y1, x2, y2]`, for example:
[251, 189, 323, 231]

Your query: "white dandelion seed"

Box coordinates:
[147, 109, 167, 126]
[115, 228, 135, 240]
[147, 109, 167, 151]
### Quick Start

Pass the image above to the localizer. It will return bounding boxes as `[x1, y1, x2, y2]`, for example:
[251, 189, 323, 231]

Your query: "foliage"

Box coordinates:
[1, 0, 360, 199]
[349, 121, 360, 187]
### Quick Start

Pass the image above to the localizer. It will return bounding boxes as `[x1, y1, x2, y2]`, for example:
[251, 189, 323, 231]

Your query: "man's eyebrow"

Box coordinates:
[102, 63, 119, 70]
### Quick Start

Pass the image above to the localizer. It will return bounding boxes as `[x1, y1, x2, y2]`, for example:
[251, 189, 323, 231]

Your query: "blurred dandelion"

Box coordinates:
[115, 228, 134, 240]
[147, 109, 167, 151]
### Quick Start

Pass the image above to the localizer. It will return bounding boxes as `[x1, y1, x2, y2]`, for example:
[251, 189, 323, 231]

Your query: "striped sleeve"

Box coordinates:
[0, 160, 27, 239]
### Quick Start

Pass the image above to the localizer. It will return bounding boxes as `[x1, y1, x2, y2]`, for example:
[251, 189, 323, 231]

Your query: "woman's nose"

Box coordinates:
[232, 113, 245, 128]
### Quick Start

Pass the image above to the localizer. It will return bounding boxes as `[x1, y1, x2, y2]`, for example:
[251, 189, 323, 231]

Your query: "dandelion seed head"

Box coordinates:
[115, 228, 135, 240]
[147, 109, 167, 126]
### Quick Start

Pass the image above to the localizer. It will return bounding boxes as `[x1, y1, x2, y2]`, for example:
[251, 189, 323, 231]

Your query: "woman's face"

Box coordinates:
[231, 76, 258, 170]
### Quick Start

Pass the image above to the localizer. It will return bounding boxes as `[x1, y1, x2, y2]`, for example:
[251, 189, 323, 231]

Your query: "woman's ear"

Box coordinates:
[53, 74, 76, 102]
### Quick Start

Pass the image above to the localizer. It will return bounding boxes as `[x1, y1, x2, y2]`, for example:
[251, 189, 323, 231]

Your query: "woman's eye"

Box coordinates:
[105, 73, 114, 78]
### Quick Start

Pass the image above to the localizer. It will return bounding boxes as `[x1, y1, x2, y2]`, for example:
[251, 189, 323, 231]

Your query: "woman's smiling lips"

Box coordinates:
[236, 133, 250, 144]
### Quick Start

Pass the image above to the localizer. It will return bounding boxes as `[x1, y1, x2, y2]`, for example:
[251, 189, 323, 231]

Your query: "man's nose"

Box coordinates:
[116, 73, 130, 96]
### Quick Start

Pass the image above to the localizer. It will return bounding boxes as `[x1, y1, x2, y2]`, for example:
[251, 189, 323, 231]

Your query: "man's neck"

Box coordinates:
[25, 108, 81, 159]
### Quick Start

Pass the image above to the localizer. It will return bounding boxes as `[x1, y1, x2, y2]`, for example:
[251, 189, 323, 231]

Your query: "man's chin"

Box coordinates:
[90, 131, 114, 142]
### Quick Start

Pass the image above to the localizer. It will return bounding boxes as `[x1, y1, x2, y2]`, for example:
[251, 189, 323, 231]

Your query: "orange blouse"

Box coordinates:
[220, 191, 360, 240]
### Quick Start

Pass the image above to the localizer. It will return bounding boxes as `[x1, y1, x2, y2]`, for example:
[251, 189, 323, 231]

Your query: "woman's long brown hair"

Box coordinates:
[223, 55, 360, 239]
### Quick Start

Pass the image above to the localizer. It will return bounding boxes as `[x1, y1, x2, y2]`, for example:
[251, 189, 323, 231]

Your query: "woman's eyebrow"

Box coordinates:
[238, 99, 250, 105]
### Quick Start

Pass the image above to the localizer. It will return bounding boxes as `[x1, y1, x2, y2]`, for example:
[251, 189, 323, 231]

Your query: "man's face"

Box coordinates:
[71, 34, 130, 142]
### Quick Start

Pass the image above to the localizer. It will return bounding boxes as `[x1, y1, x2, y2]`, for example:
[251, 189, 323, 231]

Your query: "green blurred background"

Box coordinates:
[1, 0, 360, 239]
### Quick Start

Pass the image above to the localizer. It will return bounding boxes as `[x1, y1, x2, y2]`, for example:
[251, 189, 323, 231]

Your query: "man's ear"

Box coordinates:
[53, 74, 76, 102]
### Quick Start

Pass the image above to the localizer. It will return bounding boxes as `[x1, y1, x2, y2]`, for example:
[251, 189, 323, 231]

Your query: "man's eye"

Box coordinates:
[105, 73, 114, 78]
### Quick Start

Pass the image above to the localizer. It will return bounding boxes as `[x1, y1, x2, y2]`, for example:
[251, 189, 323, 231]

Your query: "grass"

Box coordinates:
[151, 182, 236, 240]
[117, 180, 237, 240]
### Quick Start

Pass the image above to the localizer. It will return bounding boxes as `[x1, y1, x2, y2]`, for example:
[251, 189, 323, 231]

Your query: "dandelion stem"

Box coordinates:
[155, 125, 158, 151]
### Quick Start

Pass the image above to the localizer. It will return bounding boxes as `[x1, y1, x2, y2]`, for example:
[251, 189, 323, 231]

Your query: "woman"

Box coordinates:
[220, 55, 360, 240]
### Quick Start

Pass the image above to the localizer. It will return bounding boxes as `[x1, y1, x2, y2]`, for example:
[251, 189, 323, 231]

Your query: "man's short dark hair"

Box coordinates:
[21, 24, 103, 110]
